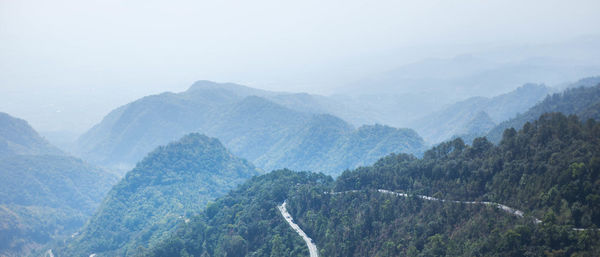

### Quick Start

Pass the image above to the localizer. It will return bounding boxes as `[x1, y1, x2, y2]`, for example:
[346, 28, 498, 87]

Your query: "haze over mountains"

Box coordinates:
[2, 1, 600, 256]
[487, 82, 600, 143]
[0, 113, 63, 157]
[2, 76, 600, 256]
[141, 112, 600, 257]
[73, 76, 597, 175]
[75, 81, 426, 176]
[0, 112, 117, 257]
[412, 83, 552, 144]
[3, 34, 600, 135]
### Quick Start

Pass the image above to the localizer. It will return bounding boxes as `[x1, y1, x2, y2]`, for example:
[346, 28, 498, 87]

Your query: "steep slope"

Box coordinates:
[149, 113, 600, 256]
[76, 82, 425, 176]
[0, 112, 63, 156]
[141, 169, 332, 257]
[56, 133, 260, 256]
[411, 83, 550, 144]
[0, 112, 117, 257]
[487, 84, 600, 143]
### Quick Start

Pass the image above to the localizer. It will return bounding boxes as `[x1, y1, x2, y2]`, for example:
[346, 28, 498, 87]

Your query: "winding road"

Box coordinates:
[280, 188, 596, 256]
[375, 189, 542, 223]
[278, 201, 319, 257]
[331, 189, 600, 230]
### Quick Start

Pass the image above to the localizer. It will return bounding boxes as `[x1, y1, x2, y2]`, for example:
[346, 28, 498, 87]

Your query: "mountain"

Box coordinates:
[142, 169, 331, 257]
[411, 83, 551, 144]
[76, 81, 425, 176]
[147, 112, 600, 256]
[0, 112, 63, 156]
[0, 112, 117, 257]
[251, 114, 425, 174]
[450, 111, 497, 144]
[487, 83, 600, 143]
[556, 76, 600, 90]
[56, 133, 260, 256]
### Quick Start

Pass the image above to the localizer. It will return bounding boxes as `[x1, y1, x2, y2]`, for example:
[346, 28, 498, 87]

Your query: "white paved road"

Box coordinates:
[328, 189, 598, 230]
[278, 201, 318, 257]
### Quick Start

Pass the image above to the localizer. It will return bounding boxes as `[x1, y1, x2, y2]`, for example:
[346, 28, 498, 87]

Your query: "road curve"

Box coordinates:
[328, 189, 598, 231]
[278, 201, 319, 257]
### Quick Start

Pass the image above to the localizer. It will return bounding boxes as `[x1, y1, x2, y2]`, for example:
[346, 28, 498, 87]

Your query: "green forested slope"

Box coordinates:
[0, 112, 117, 257]
[55, 134, 260, 257]
[142, 169, 332, 257]
[254, 115, 425, 174]
[148, 112, 600, 257]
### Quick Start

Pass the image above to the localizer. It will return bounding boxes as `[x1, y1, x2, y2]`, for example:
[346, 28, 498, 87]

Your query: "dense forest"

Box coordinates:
[294, 112, 600, 256]
[146, 112, 600, 256]
[55, 134, 260, 257]
[141, 169, 332, 257]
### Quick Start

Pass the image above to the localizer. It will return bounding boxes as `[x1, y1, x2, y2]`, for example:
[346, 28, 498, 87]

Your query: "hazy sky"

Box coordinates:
[1, 0, 600, 133]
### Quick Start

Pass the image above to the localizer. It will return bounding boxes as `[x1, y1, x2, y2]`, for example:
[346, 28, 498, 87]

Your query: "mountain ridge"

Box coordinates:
[56, 133, 260, 256]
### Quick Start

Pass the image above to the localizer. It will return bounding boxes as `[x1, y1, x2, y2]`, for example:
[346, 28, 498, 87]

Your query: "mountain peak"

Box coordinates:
[130, 133, 259, 186]
[61, 133, 259, 256]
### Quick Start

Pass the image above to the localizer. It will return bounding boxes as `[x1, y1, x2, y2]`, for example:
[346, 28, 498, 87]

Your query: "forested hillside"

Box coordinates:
[0, 113, 117, 257]
[148, 112, 600, 256]
[141, 169, 332, 257]
[55, 134, 260, 256]
[76, 81, 425, 176]
[487, 84, 600, 143]
[253, 115, 425, 174]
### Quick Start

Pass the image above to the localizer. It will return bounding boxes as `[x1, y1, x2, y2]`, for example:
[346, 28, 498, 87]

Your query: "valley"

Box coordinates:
[2, 5, 600, 254]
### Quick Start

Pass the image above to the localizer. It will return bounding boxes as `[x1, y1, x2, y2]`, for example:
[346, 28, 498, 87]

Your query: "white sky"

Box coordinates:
[1, 0, 600, 133]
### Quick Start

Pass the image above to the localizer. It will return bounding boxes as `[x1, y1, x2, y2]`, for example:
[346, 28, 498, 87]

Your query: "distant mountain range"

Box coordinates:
[3, 75, 599, 256]
[412, 83, 552, 144]
[487, 82, 600, 143]
[346, 53, 600, 100]
[0, 112, 117, 257]
[76, 81, 426, 176]
[56, 133, 260, 257]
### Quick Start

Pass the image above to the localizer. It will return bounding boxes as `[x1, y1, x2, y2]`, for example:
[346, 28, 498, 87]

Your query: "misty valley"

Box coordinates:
[2, 77, 600, 256]
[2, 1, 600, 256]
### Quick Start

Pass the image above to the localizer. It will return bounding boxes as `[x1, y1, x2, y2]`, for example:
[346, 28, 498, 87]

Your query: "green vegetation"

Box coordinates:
[56, 133, 260, 256]
[253, 115, 425, 176]
[141, 169, 332, 257]
[0, 112, 117, 257]
[148, 112, 600, 256]
[337, 113, 600, 228]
